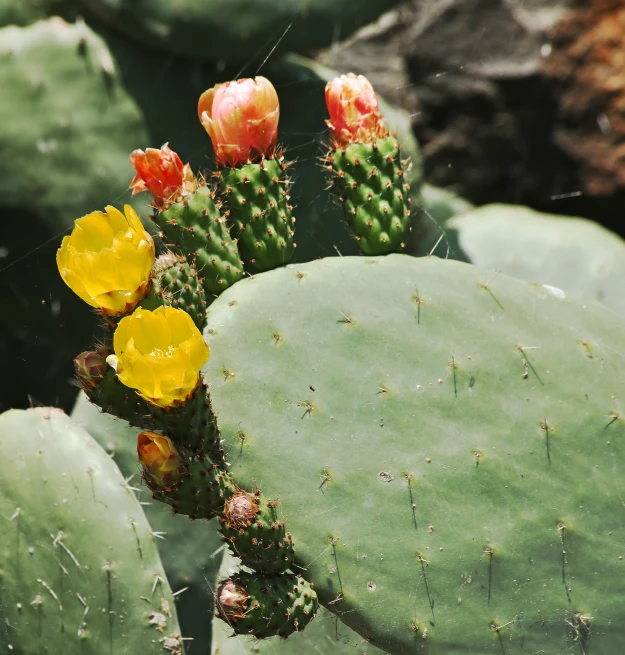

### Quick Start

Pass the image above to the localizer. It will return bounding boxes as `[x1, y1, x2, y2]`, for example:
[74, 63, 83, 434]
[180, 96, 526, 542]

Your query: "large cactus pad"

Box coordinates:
[203, 255, 625, 653]
[0, 408, 182, 654]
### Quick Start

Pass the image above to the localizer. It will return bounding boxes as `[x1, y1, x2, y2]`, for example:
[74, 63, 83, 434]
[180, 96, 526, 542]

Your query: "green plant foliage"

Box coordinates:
[202, 254, 625, 653]
[77, 0, 399, 63]
[448, 203, 625, 317]
[0, 407, 183, 654]
[71, 392, 226, 654]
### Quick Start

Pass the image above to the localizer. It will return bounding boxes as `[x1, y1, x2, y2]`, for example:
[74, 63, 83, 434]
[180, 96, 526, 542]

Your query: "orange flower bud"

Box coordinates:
[198, 77, 279, 168]
[137, 432, 183, 486]
[325, 73, 388, 147]
[129, 144, 196, 208]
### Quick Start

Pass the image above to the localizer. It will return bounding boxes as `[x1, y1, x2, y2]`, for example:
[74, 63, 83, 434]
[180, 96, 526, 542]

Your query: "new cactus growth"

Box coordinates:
[216, 571, 318, 639]
[140, 252, 208, 331]
[324, 74, 412, 255]
[199, 77, 296, 272]
[51, 67, 625, 655]
[130, 147, 244, 297]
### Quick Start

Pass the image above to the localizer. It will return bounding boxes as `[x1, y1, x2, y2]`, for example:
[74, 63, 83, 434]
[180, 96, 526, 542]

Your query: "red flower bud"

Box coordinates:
[198, 77, 279, 168]
[74, 349, 108, 392]
[129, 144, 196, 208]
[325, 73, 388, 147]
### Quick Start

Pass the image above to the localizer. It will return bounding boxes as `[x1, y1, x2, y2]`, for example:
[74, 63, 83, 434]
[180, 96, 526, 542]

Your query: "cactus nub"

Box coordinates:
[216, 571, 318, 639]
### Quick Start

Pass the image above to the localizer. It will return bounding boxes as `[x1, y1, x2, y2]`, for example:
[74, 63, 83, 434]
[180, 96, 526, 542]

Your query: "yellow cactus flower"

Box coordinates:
[108, 306, 209, 407]
[137, 431, 183, 486]
[56, 205, 155, 315]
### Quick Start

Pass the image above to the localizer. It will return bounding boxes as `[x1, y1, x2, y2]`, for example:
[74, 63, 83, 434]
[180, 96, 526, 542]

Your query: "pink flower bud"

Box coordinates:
[325, 73, 388, 147]
[198, 77, 279, 168]
[129, 144, 196, 208]
[217, 579, 248, 622]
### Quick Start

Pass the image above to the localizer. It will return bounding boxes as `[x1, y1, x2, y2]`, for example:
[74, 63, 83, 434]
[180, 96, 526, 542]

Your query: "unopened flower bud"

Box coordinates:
[198, 77, 279, 168]
[325, 73, 388, 147]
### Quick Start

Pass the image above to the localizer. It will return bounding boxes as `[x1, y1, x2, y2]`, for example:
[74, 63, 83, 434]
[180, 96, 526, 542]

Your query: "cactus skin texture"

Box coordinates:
[0, 407, 183, 654]
[447, 203, 625, 318]
[216, 571, 318, 640]
[140, 252, 208, 330]
[203, 255, 625, 653]
[71, 392, 225, 654]
[218, 157, 295, 273]
[156, 185, 243, 297]
[327, 136, 412, 255]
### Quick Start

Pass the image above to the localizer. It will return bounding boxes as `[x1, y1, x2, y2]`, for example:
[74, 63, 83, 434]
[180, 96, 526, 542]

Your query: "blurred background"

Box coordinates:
[2, 0, 623, 413]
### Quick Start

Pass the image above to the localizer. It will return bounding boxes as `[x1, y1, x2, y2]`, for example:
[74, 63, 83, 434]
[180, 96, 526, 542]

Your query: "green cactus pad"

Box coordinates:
[447, 204, 625, 317]
[140, 253, 208, 331]
[71, 391, 226, 653]
[212, 550, 386, 654]
[218, 157, 295, 273]
[75, 0, 398, 63]
[216, 570, 318, 640]
[203, 255, 625, 654]
[219, 492, 296, 575]
[0, 407, 183, 654]
[0, 18, 148, 232]
[327, 136, 412, 255]
[157, 185, 243, 298]
[144, 454, 236, 521]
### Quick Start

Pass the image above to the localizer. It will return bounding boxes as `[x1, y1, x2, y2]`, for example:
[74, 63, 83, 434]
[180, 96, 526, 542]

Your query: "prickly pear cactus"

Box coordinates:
[447, 204, 625, 317]
[71, 392, 225, 653]
[203, 255, 625, 653]
[212, 551, 386, 654]
[0, 18, 149, 231]
[0, 407, 183, 654]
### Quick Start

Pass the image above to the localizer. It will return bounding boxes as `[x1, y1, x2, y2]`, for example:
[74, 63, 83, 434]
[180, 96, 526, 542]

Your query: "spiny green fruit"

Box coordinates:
[149, 379, 223, 463]
[203, 254, 625, 654]
[71, 391, 226, 653]
[326, 136, 412, 255]
[0, 407, 183, 654]
[142, 445, 236, 520]
[140, 252, 208, 331]
[216, 571, 318, 640]
[155, 184, 243, 297]
[217, 156, 295, 272]
[212, 550, 386, 654]
[218, 491, 295, 575]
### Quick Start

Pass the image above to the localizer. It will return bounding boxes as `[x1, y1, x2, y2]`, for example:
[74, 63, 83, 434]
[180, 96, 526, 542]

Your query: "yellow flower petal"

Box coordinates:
[57, 205, 155, 315]
[113, 307, 208, 407]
